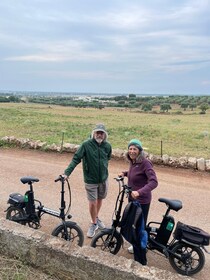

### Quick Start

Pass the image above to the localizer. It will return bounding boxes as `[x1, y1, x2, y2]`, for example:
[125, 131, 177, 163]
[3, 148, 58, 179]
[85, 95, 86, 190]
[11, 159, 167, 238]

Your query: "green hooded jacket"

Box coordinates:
[64, 138, 112, 184]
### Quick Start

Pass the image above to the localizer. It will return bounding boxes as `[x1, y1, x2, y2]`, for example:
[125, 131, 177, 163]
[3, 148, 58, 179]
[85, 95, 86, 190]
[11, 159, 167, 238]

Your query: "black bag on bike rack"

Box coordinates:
[174, 221, 210, 246]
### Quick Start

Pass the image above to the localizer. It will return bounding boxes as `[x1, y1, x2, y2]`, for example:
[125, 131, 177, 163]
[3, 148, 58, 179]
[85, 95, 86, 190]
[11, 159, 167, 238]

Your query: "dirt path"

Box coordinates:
[0, 148, 209, 279]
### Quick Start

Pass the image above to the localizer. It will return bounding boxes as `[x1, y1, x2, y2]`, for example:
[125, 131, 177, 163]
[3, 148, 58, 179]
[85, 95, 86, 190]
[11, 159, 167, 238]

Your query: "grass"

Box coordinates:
[0, 102, 210, 158]
[0, 255, 58, 280]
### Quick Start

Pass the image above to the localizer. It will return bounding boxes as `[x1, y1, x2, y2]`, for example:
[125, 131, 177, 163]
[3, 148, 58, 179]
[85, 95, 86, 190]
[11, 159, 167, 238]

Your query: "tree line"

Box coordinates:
[0, 93, 209, 113]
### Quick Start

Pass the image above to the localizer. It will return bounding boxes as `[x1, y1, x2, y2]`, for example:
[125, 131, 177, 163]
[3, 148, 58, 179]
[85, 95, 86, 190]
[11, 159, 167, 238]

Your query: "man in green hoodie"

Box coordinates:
[64, 123, 112, 238]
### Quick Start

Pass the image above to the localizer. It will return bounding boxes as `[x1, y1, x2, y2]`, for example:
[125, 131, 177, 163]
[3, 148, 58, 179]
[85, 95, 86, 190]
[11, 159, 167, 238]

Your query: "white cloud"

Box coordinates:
[36, 70, 126, 80]
[0, 0, 210, 94]
[4, 51, 113, 63]
[201, 80, 210, 86]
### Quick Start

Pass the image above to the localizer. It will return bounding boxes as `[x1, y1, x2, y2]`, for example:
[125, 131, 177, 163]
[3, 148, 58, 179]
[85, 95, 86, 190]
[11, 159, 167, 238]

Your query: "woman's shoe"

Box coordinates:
[128, 245, 134, 254]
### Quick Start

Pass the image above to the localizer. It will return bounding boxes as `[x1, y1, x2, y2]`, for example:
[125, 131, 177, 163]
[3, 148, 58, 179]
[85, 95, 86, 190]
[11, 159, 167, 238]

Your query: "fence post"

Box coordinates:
[61, 131, 65, 152]
[161, 140, 163, 157]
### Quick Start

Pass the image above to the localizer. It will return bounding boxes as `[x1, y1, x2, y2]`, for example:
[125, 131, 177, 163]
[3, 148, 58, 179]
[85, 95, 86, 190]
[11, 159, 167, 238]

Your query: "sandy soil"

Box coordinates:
[0, 148, 209, 279]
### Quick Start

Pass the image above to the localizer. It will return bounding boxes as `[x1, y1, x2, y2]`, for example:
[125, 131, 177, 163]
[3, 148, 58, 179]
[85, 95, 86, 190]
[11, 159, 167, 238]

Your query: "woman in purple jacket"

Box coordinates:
[122, 139, 158, 264]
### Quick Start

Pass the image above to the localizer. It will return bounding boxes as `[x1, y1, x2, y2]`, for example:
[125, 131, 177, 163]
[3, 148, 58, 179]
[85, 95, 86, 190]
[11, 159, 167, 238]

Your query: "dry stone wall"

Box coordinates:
[0, 219, 191, 280]
[1, 136, 210, 172]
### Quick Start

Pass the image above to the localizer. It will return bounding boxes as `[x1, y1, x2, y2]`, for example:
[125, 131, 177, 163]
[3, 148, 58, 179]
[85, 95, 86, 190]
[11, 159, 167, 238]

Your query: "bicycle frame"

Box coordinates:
[146, 198, 181, 248]
[38, 175, 71, 221]
[90, 177, 130, 253]
[111, 177, 131, 228]
[6, 175, 71, 226]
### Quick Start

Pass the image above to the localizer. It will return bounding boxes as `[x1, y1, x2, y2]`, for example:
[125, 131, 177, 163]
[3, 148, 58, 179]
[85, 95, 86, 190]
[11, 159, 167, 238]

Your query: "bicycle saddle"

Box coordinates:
[20, 176, 39, 184]
[159, 198, 182, 212]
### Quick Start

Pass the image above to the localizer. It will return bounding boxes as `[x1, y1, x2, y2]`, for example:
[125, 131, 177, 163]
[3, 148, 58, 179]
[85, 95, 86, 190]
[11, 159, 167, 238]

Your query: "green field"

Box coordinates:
[0, 103, 210, 159]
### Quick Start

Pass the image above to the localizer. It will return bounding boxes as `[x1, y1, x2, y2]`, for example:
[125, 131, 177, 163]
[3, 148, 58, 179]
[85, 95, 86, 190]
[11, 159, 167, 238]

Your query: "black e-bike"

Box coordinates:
[91, 177, 210, 276]
[5, 175, 84, 247]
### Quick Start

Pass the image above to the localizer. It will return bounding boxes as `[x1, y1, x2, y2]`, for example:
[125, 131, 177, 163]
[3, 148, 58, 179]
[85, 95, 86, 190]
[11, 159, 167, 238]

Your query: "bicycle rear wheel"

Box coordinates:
[51, 221, 84, 247]
[6, 206, 26, 225]
[169, 242, 205, 276]
[90, 228, 123, 254]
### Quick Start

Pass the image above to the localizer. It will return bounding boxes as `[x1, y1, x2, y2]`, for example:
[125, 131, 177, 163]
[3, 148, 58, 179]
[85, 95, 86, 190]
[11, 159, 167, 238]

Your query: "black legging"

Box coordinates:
[141, 203, 150, 226]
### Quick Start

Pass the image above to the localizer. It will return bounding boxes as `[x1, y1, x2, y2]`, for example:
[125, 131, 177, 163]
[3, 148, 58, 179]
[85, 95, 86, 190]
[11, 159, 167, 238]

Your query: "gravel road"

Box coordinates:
[0, 148, 209, 279]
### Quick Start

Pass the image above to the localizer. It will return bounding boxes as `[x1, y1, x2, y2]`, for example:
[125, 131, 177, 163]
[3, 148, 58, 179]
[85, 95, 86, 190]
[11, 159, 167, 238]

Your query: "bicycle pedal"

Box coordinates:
[28, 221, 40, 229]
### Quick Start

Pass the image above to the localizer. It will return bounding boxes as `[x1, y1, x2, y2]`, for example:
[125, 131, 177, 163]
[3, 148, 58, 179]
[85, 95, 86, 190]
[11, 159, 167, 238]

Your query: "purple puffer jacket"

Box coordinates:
[123, 154, 158, 204]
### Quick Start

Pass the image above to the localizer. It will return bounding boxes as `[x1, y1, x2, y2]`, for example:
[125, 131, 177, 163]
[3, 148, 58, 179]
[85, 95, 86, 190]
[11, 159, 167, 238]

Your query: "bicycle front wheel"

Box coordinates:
[51, 221, 84, 247]
[90, 228, 123, 254]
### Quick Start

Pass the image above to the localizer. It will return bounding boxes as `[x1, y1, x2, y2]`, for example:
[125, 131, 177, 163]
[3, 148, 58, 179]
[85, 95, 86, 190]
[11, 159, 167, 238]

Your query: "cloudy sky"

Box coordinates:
[0, 0, 210, 95]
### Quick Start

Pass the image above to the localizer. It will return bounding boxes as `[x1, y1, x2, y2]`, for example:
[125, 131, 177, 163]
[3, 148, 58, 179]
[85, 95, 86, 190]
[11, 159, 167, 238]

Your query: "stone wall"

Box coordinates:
[1, 136, 210, 172]
[0, 219, 190, 280]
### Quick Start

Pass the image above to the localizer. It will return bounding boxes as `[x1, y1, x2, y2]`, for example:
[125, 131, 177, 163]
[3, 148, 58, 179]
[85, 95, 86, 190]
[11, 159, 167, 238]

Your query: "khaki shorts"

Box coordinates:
[85, 179, 108, 201]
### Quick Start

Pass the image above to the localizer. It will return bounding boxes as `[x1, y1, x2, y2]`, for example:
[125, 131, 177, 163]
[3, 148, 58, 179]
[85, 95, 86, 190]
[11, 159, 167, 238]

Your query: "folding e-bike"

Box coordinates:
[91, 176, 210, 276]
[5, 175, 84, 247]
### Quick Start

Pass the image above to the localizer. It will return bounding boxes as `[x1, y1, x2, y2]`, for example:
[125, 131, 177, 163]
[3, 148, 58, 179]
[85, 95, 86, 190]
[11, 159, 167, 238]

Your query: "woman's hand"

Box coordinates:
[131, 190, 139, 199]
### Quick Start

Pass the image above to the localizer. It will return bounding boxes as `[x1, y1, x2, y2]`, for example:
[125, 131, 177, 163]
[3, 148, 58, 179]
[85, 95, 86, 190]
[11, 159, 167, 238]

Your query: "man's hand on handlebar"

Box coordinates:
[54, 174, 69, 183]
[62, 174, 69, 181]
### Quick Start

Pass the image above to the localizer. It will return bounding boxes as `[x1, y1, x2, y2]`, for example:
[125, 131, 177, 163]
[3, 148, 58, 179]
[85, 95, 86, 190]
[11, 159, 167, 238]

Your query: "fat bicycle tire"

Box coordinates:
[169, 242, 205, 276]
[6, 206, 26, 225]
[90, 228, 123, 254]
[51, 221, 84, 247]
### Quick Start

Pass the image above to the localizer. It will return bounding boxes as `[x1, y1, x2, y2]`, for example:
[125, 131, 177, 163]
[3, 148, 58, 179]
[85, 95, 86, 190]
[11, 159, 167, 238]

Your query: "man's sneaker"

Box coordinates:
[97, 218, 105, 229]
[128, 245, 134, 254]
[87, 223, 98, 238]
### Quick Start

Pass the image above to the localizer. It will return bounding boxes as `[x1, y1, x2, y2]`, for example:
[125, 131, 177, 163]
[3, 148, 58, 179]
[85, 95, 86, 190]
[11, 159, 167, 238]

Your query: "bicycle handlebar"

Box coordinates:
[114, 176, 132, 193]
[54, 175, 66, 183]
[114, 176, 124, 182]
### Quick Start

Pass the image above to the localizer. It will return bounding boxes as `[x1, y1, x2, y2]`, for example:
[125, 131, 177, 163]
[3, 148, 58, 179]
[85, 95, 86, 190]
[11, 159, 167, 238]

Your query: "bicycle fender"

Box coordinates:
[54, 220, 77, 228]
